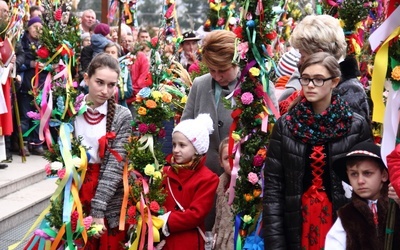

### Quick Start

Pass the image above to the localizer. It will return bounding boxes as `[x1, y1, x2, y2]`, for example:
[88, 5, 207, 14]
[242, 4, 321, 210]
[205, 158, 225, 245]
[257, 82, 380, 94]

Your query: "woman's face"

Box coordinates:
[209, 65, 238, 87]
[28, 23, 43, 39]
[301, 64, 339, 113]
[84, 66, 118, 108]
[105, 46, 119, 59]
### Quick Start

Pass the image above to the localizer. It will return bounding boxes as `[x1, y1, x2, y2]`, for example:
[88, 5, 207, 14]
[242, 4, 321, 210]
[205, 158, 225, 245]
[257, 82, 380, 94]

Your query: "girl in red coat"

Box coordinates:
[158, 113, 219, 250]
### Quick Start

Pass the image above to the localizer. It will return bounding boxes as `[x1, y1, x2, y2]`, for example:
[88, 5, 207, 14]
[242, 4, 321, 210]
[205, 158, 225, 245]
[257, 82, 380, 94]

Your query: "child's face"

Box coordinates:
[172, 132, 197, 164]
[84, 67, 118, 108]
[220, 145, 231, 175]
[346, 158, 388, 200]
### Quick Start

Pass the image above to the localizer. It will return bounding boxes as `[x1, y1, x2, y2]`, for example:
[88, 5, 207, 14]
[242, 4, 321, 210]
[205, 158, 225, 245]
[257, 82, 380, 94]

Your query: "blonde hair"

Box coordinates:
[202, 30, 237, 70]
[219, 137, 229, 160]
[289, 15, 347, 61]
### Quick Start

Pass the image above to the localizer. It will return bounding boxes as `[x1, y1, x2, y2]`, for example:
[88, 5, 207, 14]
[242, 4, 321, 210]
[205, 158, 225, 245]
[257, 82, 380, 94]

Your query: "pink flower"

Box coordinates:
[241, 92, 254, 105]
[57, 168, 66, 179]
[83, 216, 93, 229]
[148, 123, 157, 133]
[253, 155, 264, 167]
[217, 18, 226, 27]
[27, 111, 41, 120]
[149, 201, 160, 213]
[45, 163, 52, 175]
[238, 42, 249, 60]
[138, 123, 148, 134]
[127, 205, 136, 217]
[248, 172, 259, 185]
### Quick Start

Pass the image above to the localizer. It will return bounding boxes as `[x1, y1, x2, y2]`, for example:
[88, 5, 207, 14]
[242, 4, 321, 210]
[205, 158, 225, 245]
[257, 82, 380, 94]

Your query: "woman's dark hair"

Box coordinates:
[86, 52, 120, 78]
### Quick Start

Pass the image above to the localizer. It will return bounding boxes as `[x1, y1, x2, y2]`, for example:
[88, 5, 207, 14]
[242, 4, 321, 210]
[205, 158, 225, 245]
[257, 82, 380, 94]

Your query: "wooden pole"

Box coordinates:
[101, 0, 109, 23]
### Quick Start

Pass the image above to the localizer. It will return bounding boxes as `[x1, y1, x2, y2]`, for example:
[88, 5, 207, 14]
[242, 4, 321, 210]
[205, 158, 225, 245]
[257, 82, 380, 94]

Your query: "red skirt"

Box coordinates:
[79, 163, 126, 250]
[301, 187, 333, 250]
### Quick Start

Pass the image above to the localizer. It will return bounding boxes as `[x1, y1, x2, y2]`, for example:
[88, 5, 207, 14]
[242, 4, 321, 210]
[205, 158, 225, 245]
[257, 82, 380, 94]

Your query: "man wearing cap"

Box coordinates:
[179, 31, 201, 71]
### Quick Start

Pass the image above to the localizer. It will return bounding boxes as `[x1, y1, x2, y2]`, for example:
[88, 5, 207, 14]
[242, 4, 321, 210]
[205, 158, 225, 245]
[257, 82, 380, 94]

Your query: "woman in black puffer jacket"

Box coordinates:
[262, 52, 372, 250]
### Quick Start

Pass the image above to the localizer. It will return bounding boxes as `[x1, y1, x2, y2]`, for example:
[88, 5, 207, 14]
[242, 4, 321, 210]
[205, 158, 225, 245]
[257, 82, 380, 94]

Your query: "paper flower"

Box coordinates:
[138, 87, 151, 98]
[391, 65, 400, 81]
[151, 90, 163, 101]
[153, 171, 162, 180]
[149, 201, 160, 213]
[138, 107, 147, 115]
[249, 67, 260, 77]
[145, 100, 157, 109]
[144, 164, 155, 176]
[243, 215, 252, 224]
[252, 155, 264, 167]
[138, 123, 149, 134]
[247, 172, 259, 185]
[241, 92, 254, 105]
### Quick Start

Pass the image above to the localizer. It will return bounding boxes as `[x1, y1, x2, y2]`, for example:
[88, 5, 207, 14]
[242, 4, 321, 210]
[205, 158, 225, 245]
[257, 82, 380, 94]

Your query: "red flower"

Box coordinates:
[56, 45, 73, 57]
[37, 46, 50, 59]
[158, 128, 166, 138]
[265, 30, 277, 40]
[71, 211, 79, 231]
[144, 72, 153, 87]
[149, 201, 160, 214]
[233, 26, 243, 39]
[151, 37, 158, 47]
[252, 155, 264, 167]
[148, 123, 157, 133]
[54, 9, 62, 21]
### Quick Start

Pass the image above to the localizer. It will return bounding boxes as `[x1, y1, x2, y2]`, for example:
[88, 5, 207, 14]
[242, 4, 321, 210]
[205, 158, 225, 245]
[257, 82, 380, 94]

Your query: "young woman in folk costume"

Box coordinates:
[75, 53, 132, 249]
[262, 52, 371, 250]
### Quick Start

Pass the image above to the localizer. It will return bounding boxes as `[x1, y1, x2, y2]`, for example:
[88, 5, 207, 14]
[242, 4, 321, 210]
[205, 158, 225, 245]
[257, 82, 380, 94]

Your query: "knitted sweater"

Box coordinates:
[90, 105, 133, 228]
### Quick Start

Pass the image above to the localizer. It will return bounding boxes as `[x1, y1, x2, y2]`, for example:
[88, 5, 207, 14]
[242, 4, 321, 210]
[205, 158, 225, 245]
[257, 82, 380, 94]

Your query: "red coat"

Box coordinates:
[162, 158, 219, 250]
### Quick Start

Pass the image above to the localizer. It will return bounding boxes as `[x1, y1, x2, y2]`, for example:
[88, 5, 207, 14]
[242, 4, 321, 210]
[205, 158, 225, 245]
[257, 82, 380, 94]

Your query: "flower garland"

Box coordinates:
[226, 0, 279, 248]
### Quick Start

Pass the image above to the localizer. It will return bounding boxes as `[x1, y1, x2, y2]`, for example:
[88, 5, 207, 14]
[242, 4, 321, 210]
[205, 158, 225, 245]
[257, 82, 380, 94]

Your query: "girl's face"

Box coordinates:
[172, 132, 197, 164]
[84, 66, 118, 108]
[219, 145, 231, 175]
[209, 65, 238, 87]
[301, 64, 339, 114]
[105, 46, 119, 59]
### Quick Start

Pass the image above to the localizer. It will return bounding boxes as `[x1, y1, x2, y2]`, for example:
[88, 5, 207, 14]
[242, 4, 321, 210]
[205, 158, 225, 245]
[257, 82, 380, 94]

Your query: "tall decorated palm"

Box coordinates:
[226, 0, 280, 248]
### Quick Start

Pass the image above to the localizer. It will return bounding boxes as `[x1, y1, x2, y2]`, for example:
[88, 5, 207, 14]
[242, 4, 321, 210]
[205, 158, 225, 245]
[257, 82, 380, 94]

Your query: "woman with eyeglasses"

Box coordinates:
[262, 52, 372, 250]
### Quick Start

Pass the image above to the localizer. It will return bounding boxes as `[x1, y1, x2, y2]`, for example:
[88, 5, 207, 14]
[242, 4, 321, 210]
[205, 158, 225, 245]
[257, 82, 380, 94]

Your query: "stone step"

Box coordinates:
[0, 154, 56, 238]
[0, 155, 49, 199]
[0, 177, 57, 236]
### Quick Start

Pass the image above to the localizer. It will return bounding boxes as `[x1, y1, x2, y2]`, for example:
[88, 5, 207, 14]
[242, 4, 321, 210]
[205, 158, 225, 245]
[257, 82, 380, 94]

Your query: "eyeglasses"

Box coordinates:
[298, 76, 336, 87]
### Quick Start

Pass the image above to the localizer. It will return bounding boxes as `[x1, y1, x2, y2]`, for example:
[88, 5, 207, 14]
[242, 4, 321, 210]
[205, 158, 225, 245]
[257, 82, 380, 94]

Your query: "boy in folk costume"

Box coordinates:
[325, 140, 400, 249]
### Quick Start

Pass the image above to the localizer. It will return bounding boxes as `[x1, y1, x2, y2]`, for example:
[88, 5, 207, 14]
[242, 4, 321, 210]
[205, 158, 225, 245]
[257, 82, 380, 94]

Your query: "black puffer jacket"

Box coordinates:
[262, 112, 371, 250]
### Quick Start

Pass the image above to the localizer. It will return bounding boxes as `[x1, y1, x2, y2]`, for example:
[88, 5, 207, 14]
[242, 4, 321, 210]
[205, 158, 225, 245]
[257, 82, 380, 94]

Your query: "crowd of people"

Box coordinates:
[1, 1, 400, 250]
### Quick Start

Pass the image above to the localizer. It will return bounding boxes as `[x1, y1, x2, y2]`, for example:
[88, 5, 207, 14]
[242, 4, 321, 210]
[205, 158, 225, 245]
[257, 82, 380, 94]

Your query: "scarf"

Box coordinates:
[285, 93, 353, 145]
[170, 155, 203, 173]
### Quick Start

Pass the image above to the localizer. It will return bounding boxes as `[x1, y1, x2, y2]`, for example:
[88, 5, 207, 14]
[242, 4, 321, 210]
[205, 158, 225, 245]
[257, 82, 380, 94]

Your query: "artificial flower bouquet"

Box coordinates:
[124, 86, 174, 249]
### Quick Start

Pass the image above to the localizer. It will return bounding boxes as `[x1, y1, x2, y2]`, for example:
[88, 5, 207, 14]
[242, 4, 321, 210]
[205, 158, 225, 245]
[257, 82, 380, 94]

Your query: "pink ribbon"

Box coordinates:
[39, 72, 53, 147]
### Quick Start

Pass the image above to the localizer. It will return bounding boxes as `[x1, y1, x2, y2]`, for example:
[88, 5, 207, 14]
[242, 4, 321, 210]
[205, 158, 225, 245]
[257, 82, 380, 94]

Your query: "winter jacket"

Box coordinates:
[162, 157, 219, 250]
[262, 112, 371, 250]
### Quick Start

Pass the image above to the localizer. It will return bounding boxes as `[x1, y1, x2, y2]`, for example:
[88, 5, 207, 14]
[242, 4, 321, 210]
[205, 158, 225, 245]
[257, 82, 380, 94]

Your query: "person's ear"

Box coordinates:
[382, 169, 389, 183]
[331, 76, 340, 89]
[83, 73, 89, 86]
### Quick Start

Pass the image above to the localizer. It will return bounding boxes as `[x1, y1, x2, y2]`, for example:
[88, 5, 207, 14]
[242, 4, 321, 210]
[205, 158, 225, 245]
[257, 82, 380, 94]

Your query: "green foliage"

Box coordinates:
[46, 196, 64, 229]
[43, 136, 90, 164]
[338, 0, 369, 32]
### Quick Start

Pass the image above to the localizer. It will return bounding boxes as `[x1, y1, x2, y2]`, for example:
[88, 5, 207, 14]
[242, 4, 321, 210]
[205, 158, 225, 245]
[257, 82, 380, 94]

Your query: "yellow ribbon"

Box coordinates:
[130, 204, 164, 250]
[370, 26, 400, 123]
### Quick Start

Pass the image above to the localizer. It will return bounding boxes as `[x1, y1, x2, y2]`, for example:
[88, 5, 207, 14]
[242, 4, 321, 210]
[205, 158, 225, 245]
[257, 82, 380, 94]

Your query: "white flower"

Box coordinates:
[51, 161, 64, 171]
[72, 157, 82, 168]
